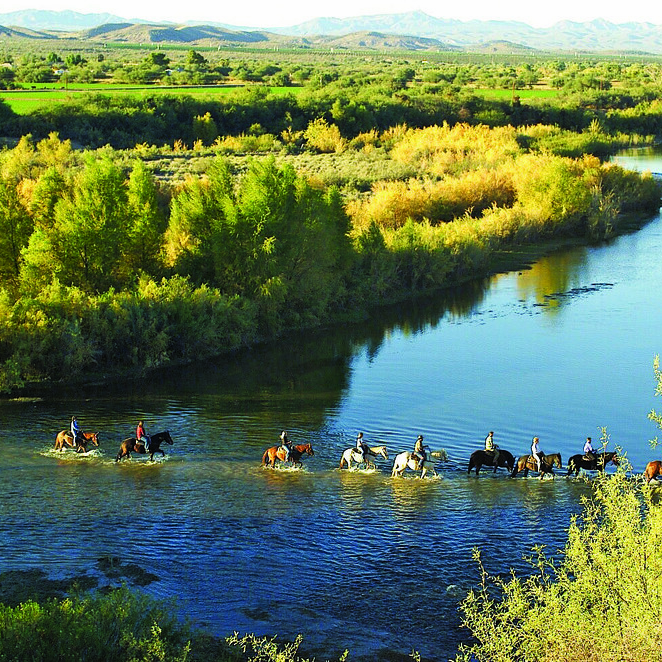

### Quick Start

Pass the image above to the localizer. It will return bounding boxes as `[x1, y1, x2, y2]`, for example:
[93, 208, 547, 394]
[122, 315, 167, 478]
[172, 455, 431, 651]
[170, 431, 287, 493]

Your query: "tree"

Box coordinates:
[51, 158, 130, 291]
[0, 175, 33, 289]
[146, 52, 170, 68]
[124, 160, 165, 278]
[192, 112, 218, 145]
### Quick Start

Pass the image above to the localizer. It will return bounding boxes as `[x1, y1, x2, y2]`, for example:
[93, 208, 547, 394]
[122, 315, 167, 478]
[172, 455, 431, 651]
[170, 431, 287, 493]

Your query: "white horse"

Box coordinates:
[391, 451, 438, 478]
[339, 445, 389, 470]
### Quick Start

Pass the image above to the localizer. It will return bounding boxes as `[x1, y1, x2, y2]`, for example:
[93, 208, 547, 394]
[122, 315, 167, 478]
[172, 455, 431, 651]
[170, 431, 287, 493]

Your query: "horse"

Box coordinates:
[115, 430, 174, 462]
[567, 451, 619, 477]
[391, 451, 438, 478]
[644, 460, 662, 484]
[339, 445, 388, 470]
[511, 452, 563, 479]
[262, 443, 315, 469]
[467, 449, 515, 476]
[54, 430, 100, 453]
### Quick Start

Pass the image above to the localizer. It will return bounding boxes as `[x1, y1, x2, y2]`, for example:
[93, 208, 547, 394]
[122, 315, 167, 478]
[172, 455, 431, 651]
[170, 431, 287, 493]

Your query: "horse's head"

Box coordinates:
[611, 452, 620, 466]
[90, 432, 100, 447]
[163, 430, 174, 445]
[379, 447, 389, 460]
[304, 444, 314, 456]
[552, 453, 562, 468]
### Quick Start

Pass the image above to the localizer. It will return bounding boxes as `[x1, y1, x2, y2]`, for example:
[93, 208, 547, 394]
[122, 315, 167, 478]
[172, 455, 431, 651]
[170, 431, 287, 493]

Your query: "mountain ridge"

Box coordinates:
[2, 9, 662, 53]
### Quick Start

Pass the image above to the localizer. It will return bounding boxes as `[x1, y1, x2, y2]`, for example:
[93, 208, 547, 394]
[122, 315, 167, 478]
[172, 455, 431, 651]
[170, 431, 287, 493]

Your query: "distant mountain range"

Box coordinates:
[2, 9, 662, 54]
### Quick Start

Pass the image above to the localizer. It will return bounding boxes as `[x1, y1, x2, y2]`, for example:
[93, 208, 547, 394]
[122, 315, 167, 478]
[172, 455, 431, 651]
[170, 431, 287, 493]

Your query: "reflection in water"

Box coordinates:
[515, 248, 588, 311]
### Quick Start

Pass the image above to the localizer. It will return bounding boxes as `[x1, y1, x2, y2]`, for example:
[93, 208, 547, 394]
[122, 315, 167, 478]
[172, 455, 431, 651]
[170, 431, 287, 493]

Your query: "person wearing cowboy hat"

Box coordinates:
[412, 434, 428, 471]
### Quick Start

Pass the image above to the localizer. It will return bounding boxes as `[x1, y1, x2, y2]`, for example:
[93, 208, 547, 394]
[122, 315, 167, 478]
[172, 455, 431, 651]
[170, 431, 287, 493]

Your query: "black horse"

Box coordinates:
[468, 449, 515, 475]
[116, 430, 174, 462]
[567, 451, 619, 477]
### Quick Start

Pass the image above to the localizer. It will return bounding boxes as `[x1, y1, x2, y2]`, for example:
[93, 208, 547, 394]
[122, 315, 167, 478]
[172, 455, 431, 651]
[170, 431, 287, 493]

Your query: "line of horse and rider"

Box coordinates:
[263, 429, 625, 479]
[472, 432, 620, 478]
[53, 419, 662, 483]
[53, 416, 173, 461]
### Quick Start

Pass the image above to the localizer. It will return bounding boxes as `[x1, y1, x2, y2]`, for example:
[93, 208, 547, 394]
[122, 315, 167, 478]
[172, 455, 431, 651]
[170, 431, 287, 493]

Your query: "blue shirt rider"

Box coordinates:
[70, 416, 82, 448]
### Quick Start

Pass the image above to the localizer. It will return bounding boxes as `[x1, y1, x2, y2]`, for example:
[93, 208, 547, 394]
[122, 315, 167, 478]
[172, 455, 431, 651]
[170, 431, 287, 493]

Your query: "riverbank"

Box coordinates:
[1, 129, 660, 396]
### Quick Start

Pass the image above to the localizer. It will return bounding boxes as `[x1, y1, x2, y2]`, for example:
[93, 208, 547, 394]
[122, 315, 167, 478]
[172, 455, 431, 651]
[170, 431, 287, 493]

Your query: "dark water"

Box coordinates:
[1, 150, 661, 661]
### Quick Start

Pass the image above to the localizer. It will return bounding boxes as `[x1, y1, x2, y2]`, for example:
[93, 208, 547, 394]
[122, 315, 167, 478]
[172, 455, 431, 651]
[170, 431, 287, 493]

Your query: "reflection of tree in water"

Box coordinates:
[387, 476, 443, 522]
[513, 247, 589, 312]
[61, 274, 493, 428]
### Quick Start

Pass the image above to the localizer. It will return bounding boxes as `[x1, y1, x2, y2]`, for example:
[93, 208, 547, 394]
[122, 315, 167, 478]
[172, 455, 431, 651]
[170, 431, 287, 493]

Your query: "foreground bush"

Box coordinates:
[0, 587, 193, 661]
[455, 456, 662, 662]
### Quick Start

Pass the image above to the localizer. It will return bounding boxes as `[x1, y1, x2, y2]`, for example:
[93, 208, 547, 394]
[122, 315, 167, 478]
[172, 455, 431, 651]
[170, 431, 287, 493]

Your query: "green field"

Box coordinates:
[0, 84, 303, 114]
[0, 82, 554, 114]
[472, 87, 559, 99]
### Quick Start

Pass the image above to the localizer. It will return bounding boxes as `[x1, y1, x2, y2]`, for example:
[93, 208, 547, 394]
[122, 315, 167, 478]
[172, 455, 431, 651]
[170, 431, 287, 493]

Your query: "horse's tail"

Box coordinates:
[467, 457, 475, 474]
[510, 462, 518, 478]
[339, 455, 346, 469]
[262, 450, 269, 466]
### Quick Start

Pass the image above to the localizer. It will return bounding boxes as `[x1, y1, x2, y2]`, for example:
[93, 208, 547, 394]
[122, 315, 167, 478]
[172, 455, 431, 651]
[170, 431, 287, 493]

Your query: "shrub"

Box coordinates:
[455, 444, 662, 662]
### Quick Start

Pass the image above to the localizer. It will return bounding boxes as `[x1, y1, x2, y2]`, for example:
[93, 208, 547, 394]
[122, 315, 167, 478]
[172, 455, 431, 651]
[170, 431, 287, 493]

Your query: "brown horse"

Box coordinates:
[468, 449, 515, 476]
[262, 443, 315, 468]
[644, 460, 662, 484]
[567, 451, 619, 477]
[54, 430, 100, 453]
[115, 430, 173, 462]
[511, 452, 563, 479]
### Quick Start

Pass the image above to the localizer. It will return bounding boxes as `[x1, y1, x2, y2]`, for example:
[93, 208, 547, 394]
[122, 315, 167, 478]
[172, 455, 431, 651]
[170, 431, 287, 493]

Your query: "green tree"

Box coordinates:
[0, 176, 33, 288]
[192, 112, 218, 145]
[51, 158, 130, 291]
[124, 160, 165, 278]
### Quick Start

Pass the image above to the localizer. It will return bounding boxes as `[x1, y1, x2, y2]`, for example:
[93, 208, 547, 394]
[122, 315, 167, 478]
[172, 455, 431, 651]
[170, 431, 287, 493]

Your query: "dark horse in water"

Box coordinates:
[567, 451, 619, 477]
[54, 430, 100, 453]
[262, 443, 315, 468]
[115, 430, 173, 462]
[468, 449, 515, 476]
[511, 452, 563, 479]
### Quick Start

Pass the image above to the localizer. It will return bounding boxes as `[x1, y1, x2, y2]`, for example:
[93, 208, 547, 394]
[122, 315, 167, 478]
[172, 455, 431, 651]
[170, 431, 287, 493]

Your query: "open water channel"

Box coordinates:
[1, 149, 662, 661]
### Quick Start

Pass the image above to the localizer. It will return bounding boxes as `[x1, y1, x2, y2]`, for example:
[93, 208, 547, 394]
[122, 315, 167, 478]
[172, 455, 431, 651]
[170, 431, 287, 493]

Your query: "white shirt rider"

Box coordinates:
[531, 436, 542, 472]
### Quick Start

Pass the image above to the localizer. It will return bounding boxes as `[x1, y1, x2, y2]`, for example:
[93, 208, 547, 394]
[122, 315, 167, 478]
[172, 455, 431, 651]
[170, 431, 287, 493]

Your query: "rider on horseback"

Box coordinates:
[531, 436, 543, 473]
[583, 436, 596, 461]
[412, 435, 428, 470]
[136, 420, 150, 452]
[356, 432, 369, 464]
[485, 430, 500, 467]
[70, 416, 83, 448]
[280, 431, 292, 462]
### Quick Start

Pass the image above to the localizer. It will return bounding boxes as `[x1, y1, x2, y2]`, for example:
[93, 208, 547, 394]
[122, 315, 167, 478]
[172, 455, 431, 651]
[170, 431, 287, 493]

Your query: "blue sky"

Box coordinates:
[0, 0, 659, 29]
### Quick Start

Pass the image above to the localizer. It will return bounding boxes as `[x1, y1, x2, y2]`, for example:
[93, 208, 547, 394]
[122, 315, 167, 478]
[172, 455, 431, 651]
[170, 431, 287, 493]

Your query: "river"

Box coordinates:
[0, 149, 661, 661]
